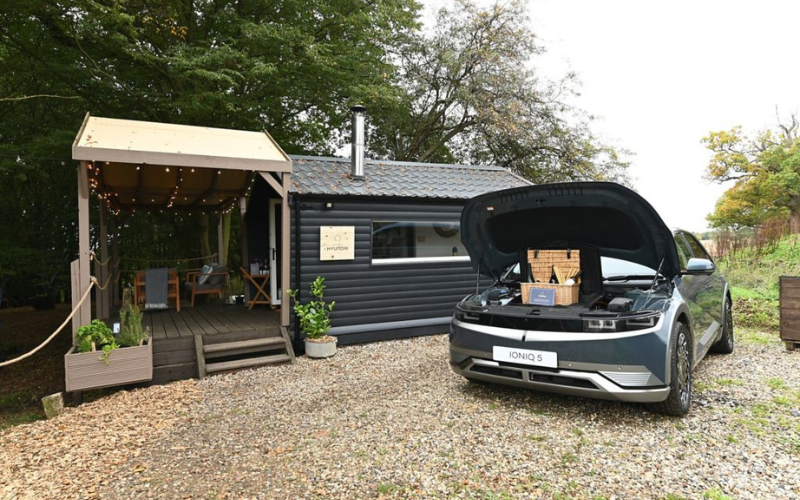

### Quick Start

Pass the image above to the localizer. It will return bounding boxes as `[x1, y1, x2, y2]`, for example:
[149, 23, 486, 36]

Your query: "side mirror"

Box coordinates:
[684, 258, 715, 275]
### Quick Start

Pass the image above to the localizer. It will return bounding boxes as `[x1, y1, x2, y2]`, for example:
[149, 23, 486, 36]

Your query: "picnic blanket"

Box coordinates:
[145, 267, 169, 310]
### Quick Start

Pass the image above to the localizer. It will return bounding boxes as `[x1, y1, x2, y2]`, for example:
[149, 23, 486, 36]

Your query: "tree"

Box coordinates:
[367, 0, 630, 183]
[703, 114, 800, 232]
[0, 0, 420, 305]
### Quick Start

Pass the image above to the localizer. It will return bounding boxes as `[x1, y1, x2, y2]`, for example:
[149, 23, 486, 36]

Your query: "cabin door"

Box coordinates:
[268, 198, 282, 305]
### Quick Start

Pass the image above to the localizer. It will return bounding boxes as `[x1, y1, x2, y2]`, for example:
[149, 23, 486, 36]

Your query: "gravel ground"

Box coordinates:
[1, 331, 798, 500]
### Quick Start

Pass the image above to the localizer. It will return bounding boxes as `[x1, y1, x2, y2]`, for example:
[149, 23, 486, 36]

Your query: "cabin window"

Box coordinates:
[371, 221, 470, 264]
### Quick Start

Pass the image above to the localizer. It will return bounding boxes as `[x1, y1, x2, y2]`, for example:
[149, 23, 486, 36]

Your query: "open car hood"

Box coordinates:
[460, 182, 680, 280]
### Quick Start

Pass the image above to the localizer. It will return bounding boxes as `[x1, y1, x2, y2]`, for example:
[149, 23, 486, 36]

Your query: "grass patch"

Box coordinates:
[766, 377, 788, 390]
[376, 483, 400, 495]
[703, 488, 733, 500]
[0, 412, 42, 430]
[736, 328, 775, 345]
[719, 235, 800, 330]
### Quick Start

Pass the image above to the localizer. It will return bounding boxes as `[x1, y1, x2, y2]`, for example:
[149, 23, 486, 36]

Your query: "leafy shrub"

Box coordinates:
[287, 276, 335, 340]
[74, 319, 118, 363]
[118, 301, 149, 347]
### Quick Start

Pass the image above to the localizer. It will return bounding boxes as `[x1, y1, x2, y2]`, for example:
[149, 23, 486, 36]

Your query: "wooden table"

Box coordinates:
[240, 267, 271, 309]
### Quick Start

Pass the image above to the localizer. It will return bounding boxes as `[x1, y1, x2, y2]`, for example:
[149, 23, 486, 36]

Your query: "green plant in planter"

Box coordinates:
[225, 274, 244, 302]
[287, 276, 335, 340]
[75, 319, 117, 364]
[118, 288, 150, 347]
[74, 288, 150, 364]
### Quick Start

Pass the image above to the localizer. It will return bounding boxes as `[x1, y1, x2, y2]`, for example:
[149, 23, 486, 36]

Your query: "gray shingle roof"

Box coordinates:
[289, 156, 530, 199]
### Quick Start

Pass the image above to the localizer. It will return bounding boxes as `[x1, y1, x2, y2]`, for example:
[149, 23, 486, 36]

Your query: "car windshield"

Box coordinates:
[601, 257, 657, 280]
[501, 257, 658, 283]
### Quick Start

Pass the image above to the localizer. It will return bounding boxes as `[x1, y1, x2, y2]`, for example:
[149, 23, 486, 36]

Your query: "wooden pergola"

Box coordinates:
[71, 113, 292, 334]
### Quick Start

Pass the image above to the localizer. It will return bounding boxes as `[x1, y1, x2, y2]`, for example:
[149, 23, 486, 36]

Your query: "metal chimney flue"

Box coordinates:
[350, 105, 366, 180]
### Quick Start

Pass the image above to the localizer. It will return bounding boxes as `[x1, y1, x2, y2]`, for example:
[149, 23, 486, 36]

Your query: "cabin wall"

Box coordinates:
[291, 195, 492, 345]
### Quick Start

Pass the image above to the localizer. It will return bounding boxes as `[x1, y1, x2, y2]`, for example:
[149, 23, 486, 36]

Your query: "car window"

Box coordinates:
[683, 233, 712, 261]
[674, 235, 692, 270]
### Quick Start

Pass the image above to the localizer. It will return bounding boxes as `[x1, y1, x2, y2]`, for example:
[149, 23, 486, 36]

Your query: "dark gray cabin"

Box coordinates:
[245, 156, 529, 346]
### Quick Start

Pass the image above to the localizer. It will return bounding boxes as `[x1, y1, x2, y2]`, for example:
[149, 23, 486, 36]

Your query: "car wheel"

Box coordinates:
[710, 298, 734, 354]
[650, 323, 692, 417]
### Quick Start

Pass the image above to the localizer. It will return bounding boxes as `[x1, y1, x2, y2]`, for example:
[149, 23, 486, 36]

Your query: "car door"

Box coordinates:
[677, 232, 723, 358]
[683, 232, 725, 329]
[673, 232, 712, 358]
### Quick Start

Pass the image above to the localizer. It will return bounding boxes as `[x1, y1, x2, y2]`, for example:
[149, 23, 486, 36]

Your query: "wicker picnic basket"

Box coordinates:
[521, 249, 582, 306]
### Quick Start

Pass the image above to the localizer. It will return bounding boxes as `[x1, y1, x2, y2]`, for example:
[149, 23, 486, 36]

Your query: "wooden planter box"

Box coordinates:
[780, 276, 800, 348]
[65, 339, 153, 392]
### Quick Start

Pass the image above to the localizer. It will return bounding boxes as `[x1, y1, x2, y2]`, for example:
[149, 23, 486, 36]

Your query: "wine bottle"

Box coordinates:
[550, 265, 558, 284]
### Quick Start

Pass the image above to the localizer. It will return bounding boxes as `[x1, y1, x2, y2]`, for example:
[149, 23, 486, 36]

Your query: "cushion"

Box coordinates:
[208, 266, 228, 287]
[197, 264, 213, 285]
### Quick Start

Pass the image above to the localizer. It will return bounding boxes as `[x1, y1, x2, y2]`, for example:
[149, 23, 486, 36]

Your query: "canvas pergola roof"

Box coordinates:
[71, 113, 293, 332]
[73, 114, 291, 211]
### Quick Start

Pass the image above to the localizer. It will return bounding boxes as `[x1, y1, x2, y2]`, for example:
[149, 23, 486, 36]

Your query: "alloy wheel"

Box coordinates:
[677, 331, 691, 407]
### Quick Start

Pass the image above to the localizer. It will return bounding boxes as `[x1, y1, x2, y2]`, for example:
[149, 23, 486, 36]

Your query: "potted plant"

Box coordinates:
[225, 274, 245, 305]
[64, 288, 153, 392]
[288, 276, 336, 358]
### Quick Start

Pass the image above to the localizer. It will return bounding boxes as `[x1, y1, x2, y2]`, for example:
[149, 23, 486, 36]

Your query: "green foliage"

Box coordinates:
[369, 0, 630, 184]
[703, 115, 800, 230]
[719, 234, 800, 330]
[74, 319, 117, 363]
[0, 0, 630, 308]
[287, 276, 335, 339]
[702, 488, 732, 500]
[0, 0, 420, 306]
[225, 274, 244, 299]
[118, 289, 150, 347]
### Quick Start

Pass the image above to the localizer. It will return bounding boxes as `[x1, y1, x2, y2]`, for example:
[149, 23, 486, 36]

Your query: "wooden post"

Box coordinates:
[96, 204, 110, 320]
[70, 259, 81, 340]
[281, 173, 291, 327]
[77, 162, 92, 329]
[239, 197, 251, 304]
[110, 215, 121, 307]
[217, 211, 225, 265]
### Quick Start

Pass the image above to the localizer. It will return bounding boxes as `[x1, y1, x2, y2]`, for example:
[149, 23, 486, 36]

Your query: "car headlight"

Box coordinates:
[582, 312, 660, 333]
[584, 319, 617, 332]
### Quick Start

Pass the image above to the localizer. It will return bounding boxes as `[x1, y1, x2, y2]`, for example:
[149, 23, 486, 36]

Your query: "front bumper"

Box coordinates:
[449, 319, 671, 404]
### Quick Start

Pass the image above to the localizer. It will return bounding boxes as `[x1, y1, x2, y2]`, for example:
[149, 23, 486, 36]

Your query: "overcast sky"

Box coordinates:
[424, 0, 800, 233]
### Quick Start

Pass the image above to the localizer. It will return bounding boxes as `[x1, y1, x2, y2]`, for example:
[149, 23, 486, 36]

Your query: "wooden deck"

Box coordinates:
[123, 304, 283, 384]
[143, 304, 281, 341]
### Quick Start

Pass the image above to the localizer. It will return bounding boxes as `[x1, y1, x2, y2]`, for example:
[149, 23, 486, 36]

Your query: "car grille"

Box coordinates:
[529, 372, 597, 389]
[470, 365, 523, 380]
[469, 362, 600, 390]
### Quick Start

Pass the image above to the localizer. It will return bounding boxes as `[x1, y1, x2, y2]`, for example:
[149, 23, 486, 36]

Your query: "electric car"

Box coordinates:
[449, 182, 733, 416]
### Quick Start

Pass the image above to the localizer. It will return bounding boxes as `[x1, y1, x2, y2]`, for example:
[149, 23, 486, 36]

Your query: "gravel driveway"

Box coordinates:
[1, 330, 798, 500]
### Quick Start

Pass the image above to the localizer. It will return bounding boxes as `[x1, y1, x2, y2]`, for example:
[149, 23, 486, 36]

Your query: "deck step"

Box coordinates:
[195, 333, 295, 379]
[205, 354, 291, 374]
[203, 337, 285, 354]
